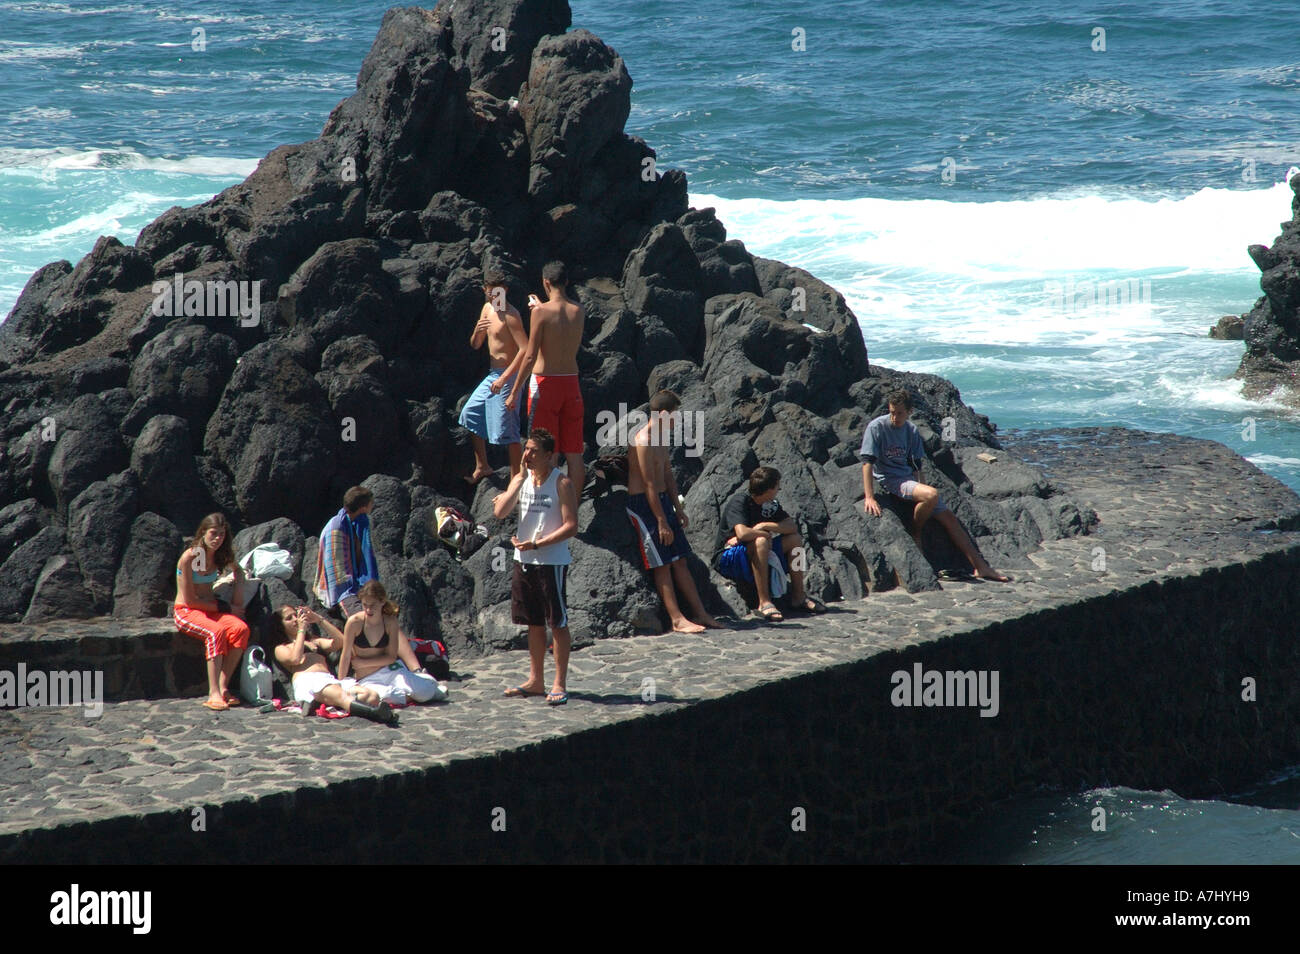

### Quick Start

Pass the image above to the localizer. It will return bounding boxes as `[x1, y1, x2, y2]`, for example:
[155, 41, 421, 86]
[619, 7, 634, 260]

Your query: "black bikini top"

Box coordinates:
[355, 620, 390, 650]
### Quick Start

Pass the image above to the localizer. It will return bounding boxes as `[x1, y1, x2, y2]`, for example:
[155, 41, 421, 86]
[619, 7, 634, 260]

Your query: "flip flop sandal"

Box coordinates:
[757, 604, 784, 622]
[504, 686, 546, 698]
[202, 699, 228, 711]
[546, 691, 568, 706]
[938, 569, 976, 582]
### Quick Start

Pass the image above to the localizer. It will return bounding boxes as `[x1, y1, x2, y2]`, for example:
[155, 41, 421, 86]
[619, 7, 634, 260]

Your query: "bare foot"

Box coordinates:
[698, 614, 728, 629]
[504, 682, 546, 697]
[671, 618, 706, 634]
[466, 467, 493, 486]
[973, 564, 1012, 582]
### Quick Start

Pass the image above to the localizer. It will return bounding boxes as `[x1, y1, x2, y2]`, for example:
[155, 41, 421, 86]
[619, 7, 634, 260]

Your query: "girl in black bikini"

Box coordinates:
[338, 581, 447, 704]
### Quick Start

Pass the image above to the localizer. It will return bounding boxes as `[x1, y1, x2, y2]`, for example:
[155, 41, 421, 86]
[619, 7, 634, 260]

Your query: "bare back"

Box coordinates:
[531, 294, 584, 375]
[627, 426, 672, 496]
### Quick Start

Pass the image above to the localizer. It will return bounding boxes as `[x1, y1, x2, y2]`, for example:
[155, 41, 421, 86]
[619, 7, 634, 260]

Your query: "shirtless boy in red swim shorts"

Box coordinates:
[504, 260, 586, 490]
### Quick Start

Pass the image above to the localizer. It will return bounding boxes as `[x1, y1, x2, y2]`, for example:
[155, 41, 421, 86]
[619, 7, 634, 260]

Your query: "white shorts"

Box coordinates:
[291, 670, 358, 704]
[881, 477, 948, 513]
[357, 661, 448, 704]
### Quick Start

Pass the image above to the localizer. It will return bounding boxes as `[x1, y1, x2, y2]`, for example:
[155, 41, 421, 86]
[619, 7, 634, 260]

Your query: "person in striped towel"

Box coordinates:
[314, 486, 380, 619]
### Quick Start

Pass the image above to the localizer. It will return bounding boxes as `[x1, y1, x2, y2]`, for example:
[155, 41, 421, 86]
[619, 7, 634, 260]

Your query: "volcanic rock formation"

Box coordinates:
[1237, 174, 1300, 405]
[0, 0, 1094, 654]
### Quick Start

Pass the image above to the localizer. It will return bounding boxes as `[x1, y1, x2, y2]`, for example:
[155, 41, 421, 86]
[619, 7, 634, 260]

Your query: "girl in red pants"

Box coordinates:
[174, 513, 250, 711]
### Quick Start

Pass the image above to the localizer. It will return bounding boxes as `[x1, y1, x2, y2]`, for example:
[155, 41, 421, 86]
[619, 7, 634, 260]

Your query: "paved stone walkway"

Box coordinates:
[2, 427, 1298, 844]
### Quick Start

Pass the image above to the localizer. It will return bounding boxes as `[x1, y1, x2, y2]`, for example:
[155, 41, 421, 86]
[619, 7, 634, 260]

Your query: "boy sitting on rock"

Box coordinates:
[716, 466, 826, 622]
[860, 387, 1010, 582]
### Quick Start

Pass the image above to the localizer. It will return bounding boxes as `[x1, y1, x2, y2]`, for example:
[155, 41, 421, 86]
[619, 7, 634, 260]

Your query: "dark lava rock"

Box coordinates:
[0, 261, 73, 367]
[1235, 175, 1300, 404]
[0, 526, 68, 622]
[24, 555, 95, 623]
[203, 340, 337, 528]
[520, 29, 631, 210]
[0, 498, 49, 566]
[67, 472, 139, 614]
[47, 394, 130, 514]
[0, 0, 1097, 641]
[131, 415, 212, 530]
[113, 512, 184, 618]
[125, 323, 238, 436]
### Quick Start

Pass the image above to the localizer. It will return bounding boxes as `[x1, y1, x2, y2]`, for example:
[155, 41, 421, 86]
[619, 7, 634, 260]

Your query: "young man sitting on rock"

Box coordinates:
[860, 388, 1010, 582]
[716, 466, 826, 622]
[624, 389, 725, 634]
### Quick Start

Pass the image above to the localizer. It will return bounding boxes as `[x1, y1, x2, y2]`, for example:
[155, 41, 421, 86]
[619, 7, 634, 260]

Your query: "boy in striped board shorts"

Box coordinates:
[624, 389, 725, 634]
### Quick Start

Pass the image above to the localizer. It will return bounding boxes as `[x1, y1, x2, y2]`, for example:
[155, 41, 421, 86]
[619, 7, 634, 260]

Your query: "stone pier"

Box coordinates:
[2, 428, 1298, 863]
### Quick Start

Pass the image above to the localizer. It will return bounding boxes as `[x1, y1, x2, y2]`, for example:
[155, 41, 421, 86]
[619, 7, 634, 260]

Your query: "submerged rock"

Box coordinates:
[1209, 314, 1245, 340]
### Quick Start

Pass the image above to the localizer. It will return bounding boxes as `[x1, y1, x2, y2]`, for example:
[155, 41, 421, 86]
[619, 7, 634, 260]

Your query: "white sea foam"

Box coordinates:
[692, 179, 1297, 277]
[0, 147, 257, 177]
[0, 41, 85, 61]
[1, 1, 148, 14]
[1246, 455, 1300, 469]
[6, 106, 72, 122]
[686, 185, 1300, 428]
[1153, 375, 1297, 414]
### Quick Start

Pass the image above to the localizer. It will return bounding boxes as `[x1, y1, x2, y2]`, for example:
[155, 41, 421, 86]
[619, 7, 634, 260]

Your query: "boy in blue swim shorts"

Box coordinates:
[461, 272, 528, 482]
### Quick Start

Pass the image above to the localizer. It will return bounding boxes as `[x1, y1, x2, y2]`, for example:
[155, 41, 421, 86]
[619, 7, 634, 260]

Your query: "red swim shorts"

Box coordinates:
[527, 374, 584, 455]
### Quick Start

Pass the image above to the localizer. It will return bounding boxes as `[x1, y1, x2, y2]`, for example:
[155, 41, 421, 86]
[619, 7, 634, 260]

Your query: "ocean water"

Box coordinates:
[1, 0, 1298, 862]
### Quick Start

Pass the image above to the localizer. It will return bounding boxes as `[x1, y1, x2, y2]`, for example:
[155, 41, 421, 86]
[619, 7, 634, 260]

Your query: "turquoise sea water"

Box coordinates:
[1, 0, 1298, 862]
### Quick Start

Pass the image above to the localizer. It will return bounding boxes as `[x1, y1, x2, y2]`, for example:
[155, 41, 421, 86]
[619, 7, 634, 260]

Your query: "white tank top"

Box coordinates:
[515, 467, 571, 565]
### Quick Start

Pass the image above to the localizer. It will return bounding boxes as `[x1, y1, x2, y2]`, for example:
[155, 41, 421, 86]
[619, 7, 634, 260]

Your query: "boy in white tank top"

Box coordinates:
[492, 428, 579, 705]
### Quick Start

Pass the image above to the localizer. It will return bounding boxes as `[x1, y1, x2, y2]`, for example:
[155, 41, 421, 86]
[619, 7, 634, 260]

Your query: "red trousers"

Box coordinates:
[174, 605, 250, 660]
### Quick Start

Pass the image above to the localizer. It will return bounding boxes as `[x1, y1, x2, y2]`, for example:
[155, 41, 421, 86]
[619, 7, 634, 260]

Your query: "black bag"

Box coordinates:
[582, 452, 629, 500]
[433, 505, 488, 558]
